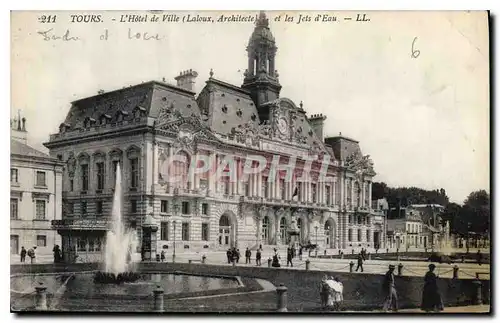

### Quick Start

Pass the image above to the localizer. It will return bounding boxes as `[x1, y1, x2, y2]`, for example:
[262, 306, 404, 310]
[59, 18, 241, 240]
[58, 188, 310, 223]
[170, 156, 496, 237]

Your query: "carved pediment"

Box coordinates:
[345, 152, 375, 178]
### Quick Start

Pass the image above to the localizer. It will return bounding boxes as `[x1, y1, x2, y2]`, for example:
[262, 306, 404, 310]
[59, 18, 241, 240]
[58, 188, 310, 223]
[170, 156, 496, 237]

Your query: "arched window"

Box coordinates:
[280, 217, 287, 244]
[324, 221, 332, 247]
[262, 216, 269, 244]
[171, 151, 190, 190]
[219, 215, 230, 226]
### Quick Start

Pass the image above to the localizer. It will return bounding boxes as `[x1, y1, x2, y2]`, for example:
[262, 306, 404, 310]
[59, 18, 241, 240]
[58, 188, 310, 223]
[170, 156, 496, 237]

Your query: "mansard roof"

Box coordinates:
[197, 77, 261, 136]
[61, 81, 200, 129]
[324, 135, 362, 161]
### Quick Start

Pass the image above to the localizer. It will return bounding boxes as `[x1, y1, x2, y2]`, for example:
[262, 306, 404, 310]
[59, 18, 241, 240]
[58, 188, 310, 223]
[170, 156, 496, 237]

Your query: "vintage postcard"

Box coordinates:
[10, 10, 490, 313]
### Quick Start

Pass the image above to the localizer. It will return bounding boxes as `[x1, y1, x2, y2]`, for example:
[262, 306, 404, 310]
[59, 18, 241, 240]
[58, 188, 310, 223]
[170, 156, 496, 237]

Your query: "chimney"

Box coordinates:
[174, 69, 198, 92]
[308, 113, 327, 141]
[11, 111, 28, 145]
[22, 117, 26, 131]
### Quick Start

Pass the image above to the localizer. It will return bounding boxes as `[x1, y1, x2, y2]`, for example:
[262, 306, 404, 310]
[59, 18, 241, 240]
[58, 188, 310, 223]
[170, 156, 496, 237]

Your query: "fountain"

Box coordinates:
[94, 163, 140, 284]
[428, 221, 454, 264]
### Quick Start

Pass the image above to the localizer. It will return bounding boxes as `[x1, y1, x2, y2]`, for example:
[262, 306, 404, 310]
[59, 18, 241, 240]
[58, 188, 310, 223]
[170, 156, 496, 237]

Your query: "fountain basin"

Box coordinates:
[93, 271, 141, 284]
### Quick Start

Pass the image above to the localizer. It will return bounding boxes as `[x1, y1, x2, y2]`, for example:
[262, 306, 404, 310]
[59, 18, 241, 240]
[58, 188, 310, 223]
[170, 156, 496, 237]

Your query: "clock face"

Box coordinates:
[277, 117, 288, 134]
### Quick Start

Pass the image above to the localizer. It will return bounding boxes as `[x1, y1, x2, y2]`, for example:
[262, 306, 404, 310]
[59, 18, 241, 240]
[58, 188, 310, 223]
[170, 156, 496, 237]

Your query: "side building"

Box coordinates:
[45, 12, 386, 263]
[10, 115, 64, 262]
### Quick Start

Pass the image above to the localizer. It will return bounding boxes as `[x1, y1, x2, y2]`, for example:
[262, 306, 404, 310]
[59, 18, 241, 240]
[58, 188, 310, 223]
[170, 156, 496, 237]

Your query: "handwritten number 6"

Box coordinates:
[411, 37, 420, 59]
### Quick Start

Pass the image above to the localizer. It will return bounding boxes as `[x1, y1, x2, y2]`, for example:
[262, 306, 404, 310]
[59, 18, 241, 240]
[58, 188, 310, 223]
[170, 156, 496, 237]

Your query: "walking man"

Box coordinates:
[245, 248, 251, 264]
[256, 248, 262, 266]
[160, 250, 166, 262]
[355, 253, 364, 272]
[382, 264, 398, 312]
[226, 249, 232, 264]
[286, 247, 293, 267]
[20, 246, 26, 263]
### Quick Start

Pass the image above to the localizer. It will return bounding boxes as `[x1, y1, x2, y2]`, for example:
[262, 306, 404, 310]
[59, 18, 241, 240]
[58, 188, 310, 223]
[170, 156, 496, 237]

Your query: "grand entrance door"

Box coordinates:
[219, 215, 231, 247]
[374, 231, 380, 249]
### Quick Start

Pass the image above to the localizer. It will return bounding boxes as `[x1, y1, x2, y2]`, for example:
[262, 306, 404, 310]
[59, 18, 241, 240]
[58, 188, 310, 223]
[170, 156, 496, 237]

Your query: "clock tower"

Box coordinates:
[242, 11, 282, 121]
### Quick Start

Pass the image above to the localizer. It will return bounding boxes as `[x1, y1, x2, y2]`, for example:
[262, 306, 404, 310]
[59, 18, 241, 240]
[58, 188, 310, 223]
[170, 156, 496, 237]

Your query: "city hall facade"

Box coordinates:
[45, 12, 386, 262]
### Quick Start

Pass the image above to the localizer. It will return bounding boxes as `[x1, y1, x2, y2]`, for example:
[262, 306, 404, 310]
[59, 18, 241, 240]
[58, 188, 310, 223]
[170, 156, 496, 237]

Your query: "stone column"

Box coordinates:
[167, 145, 174, 194]
[368, 181, 372, 209]
[332, 178, 337, 206]
[275, 176, 280, 200]
[340, 176, 344, 209]
[351, 180, 355, 207]
[153, 142, 159, 186]
[257, 173, 262, 197]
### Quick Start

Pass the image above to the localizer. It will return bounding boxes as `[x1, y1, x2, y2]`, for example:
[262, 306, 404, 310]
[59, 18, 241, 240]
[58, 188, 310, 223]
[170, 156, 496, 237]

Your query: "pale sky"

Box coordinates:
[10, 11, 489, 204]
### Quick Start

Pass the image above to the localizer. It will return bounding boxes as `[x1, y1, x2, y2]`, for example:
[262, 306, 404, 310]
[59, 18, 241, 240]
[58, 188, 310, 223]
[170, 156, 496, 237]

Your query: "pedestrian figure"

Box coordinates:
[287, 247, 293, 267]
[160, 250, 166, 262]
[53, 245, 62, 263]
[20, 246, 26, 263]
[382, 264, 398, 312]
[421, 264, 444, 312]
[245, 248, 251, 264]
[360, 248, 366, 261]
[477, 250, 482, 266]
[236, 249, 241, 263]
[226, 249, 232, 264]
[27, 247, 36, 264]
[355, 253, 364, 272]
[299, 246, 303, 261]
[271, 248, 281, 268]
[256, 249, 262, 266]
[319, 275, 329, 308]
[331, 277, 344, 311]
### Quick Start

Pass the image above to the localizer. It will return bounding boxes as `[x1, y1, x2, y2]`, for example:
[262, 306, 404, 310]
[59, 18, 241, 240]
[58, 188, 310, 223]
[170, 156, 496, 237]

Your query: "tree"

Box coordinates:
[462, 190, 490, 234]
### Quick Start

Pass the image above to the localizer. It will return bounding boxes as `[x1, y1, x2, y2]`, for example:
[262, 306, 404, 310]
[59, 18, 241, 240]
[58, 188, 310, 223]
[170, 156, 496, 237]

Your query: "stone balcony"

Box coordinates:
[52, 217, 111, 231]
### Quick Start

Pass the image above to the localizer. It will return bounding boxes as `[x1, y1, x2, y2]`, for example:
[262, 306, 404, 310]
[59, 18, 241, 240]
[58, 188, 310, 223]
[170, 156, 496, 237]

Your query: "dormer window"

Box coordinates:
[99, 114, 111, 125]
[133, 106, 146, 119]
[251, 114, 257, 121]
[59, 123, 70, 133]
[116, 110, 129, 122]
[236, 110, 242, 117]
[83, 117, 96, 128]
[221, 105, 228, 113]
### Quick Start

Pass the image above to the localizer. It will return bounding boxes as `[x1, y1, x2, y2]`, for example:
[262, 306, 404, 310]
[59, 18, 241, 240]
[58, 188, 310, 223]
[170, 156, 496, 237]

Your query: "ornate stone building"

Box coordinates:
[45, 12, 385, 262]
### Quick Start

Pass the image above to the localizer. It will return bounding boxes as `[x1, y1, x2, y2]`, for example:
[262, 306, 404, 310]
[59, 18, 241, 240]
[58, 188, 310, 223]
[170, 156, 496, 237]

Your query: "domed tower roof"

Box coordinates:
[248, 11, 276, 45]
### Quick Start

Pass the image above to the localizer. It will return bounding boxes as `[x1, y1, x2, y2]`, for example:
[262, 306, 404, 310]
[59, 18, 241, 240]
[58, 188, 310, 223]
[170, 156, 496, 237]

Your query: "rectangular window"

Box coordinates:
[69, 179, 74, 192]
[96, 162, 105, 191]
[10, 198, 18, 220]
[182, 222, 189, 241]
[36, 235, 47, 247]
[181, 201, 190, 215]
[202, 203, 208, 215]
[160, 200, 168, 213]
[81, 201, 87, 215]
[88, 238, 96, 252]
[80, 164, 89, 191]
[244, 181, 250, 196]
[66, 202, 74, 215]
[357, 229, 362, 242]
[160, 222, 169, 240]
[96, 201, 103, 215]
[280, 179, 286, 200]
[262, 176, 269, 198]
[357, 216, 362, 225]
[201, 223, 209, 241]
[311, 183, 317, 202]
[326, 185, 331, 205]
[348, 229, 352, 242]
[36, 171, 46, 187]
[367, 230, 371, 242]
[11, 168, 18, 183]
[130, 200, 138, 213]
[130, 158, 139, 189]
[77, 237, 86, 252]
[35, 200, 46, 220]
[367, 216, 371, 225]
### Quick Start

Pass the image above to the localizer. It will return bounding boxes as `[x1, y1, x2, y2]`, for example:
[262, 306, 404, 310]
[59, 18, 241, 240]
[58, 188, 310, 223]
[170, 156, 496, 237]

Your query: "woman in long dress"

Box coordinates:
[421, 264, 444, 312]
